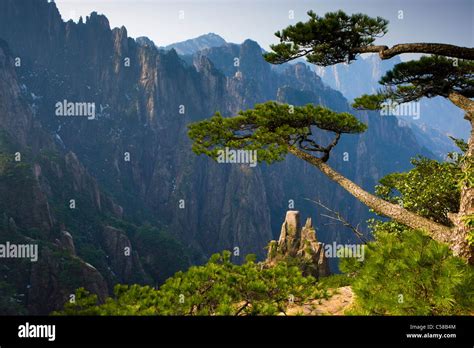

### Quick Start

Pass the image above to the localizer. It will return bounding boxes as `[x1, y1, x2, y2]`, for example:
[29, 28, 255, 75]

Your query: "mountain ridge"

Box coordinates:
[164, 33, 227, 55]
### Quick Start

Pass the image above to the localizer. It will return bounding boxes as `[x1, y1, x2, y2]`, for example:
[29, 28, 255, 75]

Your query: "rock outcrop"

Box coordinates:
[266, 211, 330, 278]
[58, 230, 76, 255]
[101, 226, 147, 284]
[27, 245, 109, 315]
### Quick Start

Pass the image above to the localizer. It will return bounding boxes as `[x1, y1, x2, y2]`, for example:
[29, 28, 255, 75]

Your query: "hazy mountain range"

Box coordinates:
[165, 33, 467, 157]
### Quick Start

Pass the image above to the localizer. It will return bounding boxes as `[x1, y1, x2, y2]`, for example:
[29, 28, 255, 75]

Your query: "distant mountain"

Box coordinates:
[313, 54, 468, 156]
[314, 54, 400, 102]
[397, 119, 459, 159]
[135, 36, 156, 48]
[165, 33, 227, 55]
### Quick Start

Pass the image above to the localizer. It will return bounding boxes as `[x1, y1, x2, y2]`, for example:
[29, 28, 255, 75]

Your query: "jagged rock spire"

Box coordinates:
[266, 211, 330, 278]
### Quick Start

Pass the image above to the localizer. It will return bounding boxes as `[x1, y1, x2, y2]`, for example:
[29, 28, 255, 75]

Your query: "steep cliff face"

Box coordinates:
[0, 1, 275, 260]
[27, 243, 109, 315]
[0, 35, 194, 313]
[0, 40, 111, 314]
[100, 226, 148, 284]
[314, 54, 400, 102]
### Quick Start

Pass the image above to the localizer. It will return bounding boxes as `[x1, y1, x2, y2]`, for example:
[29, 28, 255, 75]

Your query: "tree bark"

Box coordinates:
[448, 92, 474, 112]
[287, 146, 474, 263]
[356, 43, 474, 60]
[445, 93, 474, 263]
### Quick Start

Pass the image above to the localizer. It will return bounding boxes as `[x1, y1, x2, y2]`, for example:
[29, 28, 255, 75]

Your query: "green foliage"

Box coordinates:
[379, 56, 473, 100]
[343, 143, 473, 315]
[353, 56, 473, 108]
[375, 156, 461, 226]
[340, 226, 474, 315]
[456, 155, 474, 190]
[188, 101, 366, 163]
[462, 214, 474, 246]
[0, 158, 34, 186]
[264, 10, 388, 65]
[54, 288, 102, 315]
[57, 251, 322, 315]
[352, 94, 386, 110]
[318, 274, 353, 290]
[448, 136, 468, 153]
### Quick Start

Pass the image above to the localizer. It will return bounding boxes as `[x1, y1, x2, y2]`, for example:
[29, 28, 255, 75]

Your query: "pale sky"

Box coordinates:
[55, 0, 473, 50]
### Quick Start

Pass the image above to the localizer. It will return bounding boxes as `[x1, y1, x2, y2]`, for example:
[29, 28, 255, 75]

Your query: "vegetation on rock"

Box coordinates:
[57, 251, 322, 315]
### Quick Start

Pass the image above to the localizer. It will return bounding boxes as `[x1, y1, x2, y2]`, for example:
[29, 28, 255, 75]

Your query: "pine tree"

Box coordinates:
[188, 10, 474, 262]
[340, 226, 474, 315]
[56, 251, 323, 315]
[340, 146, 473, 315]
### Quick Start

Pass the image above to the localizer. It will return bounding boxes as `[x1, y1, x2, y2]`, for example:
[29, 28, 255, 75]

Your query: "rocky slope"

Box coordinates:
[0, 39, 111, 314]
[286, 286, 354, 315]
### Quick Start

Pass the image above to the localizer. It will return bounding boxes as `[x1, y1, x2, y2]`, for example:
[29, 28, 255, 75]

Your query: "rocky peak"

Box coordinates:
[86, 11, 110, 30]
[57, 230, 76, 255]
[136, 36, 156, 48]
[165, 33, 226, 55]
[278, 210, 301, 254]
[266, 211, 330, 278]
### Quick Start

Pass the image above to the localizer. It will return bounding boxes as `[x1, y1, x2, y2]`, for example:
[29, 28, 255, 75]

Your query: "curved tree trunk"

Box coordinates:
[287, 146, 474, 263]
[356, 43, 474, 60]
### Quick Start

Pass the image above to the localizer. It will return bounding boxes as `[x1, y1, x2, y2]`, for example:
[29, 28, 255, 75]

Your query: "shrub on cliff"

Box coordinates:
[56, 251, 323, 315]
[340, 150, 473, 315]
[340, 225, 474, 315]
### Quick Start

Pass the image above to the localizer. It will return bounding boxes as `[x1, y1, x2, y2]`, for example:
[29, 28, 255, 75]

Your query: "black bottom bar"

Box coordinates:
[0, 316, 472, 346]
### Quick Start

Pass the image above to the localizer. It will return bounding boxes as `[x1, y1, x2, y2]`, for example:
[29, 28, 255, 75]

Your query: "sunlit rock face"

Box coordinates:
[266, 211, 330, 279]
